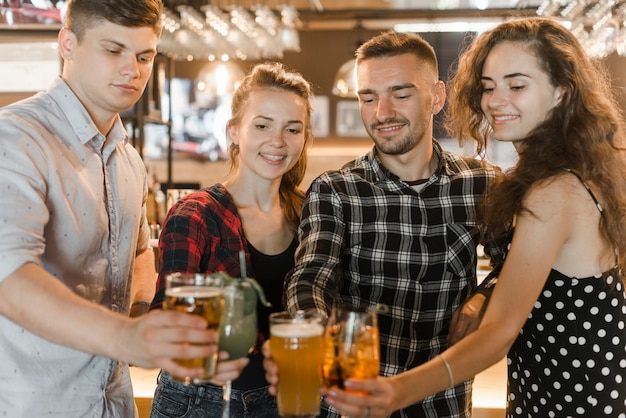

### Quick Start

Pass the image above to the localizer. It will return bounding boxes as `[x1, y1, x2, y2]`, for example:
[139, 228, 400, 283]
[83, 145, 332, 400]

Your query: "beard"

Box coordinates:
[367, 118, 428, 156]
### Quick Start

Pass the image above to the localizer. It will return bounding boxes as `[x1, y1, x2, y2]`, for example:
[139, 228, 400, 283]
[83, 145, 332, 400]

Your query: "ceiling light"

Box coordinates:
[332, 58, 357, 98]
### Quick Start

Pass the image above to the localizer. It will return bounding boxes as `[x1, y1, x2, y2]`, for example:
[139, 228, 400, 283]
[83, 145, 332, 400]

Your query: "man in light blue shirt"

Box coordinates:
[0, 0, 236, 415]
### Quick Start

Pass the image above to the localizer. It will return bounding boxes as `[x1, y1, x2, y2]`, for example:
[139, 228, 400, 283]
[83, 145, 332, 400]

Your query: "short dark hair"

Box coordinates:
[63, 0, 163, 41]
[355, 31, 439, 76]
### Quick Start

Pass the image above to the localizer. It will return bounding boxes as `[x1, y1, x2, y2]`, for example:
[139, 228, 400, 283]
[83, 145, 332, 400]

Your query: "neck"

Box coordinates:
[223, 175, 281, 213]
[377, 143, 437, 182]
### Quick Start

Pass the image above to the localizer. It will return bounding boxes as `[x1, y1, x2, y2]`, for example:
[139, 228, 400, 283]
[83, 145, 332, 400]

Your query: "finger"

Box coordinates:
[215, 357, 249, 374]
[447, 318, 470, 345]
[158, 358, 208, 382]
[151, 310, 211, 329]
[322, 390, 364, 418]
[446, 310, 461, 341]
[263, 358, 279, 384]
[261, 340, 271, 357]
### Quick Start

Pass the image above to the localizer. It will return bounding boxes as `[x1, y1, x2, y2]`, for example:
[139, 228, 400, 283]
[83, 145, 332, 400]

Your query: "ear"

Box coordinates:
[551, 86, 565, 108]
[432, 80, 447, 115]
[227, 122, 239, 145]
[58, 27, 77, 61]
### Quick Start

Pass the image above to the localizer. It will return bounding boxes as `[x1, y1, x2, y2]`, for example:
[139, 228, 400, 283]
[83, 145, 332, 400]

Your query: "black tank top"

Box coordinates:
[231, 237, 298, 391]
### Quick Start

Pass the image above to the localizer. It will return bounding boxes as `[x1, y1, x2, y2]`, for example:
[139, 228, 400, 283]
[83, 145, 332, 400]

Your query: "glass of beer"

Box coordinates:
[269, 310, 325, 418]
[322, 305, 380, 395]
[164, 272, 225, 385]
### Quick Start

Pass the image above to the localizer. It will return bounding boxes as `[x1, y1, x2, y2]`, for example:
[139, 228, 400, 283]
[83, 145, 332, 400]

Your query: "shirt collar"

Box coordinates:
[361, 138, 450, 182]
[47, 77, 128, 148]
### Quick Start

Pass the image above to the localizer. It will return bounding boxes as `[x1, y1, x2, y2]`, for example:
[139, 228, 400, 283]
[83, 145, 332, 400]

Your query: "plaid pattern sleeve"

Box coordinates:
[150, 184, 249, 310]
[285, 143, 502, 418]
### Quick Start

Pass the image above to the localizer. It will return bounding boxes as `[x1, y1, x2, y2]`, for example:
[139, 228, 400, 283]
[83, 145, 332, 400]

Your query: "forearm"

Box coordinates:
[0, 263, 130, 360]
[130, 248, 157, 317]
[391, 323, 511, 410]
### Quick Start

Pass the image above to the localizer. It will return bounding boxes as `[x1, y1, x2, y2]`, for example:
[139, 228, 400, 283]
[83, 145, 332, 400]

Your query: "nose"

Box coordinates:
[376, 97, 395, 122]
[122, 57, 141, 79]
[267, 130, 286, 148]
[486, 87, 507, 109]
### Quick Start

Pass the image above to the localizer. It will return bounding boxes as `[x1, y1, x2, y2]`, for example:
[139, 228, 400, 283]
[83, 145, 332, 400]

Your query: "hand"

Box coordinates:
[208, 352, 250, 386]
[447, 289, 491, 345]
[261, 340, 279, 396]
[117, 309, 219, 380]
[321, 377, 398, 418]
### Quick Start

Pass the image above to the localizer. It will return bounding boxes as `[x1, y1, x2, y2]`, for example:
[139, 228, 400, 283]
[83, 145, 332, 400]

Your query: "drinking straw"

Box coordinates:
[239, 250, 247, 278]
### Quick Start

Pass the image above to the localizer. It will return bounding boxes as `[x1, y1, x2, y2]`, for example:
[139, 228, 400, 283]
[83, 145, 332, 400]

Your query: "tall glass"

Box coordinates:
[163, 272, 225, 385]
[322, 305, 380, 395]
[269, 311, 325, 418]
[219, 277, 269, 417]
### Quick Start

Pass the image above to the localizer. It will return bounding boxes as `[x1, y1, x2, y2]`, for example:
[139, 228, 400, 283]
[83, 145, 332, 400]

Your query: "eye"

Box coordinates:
[481, 82, 494, 93]
[286, 127, 302, 135]
[511, 84, 526, 91]
[138, 54, 155, 64]
[255, 123, 268, 130]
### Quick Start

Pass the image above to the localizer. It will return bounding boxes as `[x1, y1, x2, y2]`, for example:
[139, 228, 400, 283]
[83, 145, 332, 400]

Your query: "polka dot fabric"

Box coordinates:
[507, 268, 626, 417]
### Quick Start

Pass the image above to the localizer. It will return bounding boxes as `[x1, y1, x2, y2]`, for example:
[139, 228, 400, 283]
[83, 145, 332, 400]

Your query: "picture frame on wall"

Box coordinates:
[311, 95, 329, 138]
[0, 41, 60, 93]
[336, 100, 367, 137]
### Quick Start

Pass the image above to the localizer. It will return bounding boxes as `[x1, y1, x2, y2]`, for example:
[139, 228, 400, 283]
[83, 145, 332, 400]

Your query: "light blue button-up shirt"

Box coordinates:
[0, 77, 150, 416]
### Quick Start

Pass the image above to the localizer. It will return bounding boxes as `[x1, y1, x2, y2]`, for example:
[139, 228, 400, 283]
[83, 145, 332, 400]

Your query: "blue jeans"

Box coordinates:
[150, 371, 280, 418]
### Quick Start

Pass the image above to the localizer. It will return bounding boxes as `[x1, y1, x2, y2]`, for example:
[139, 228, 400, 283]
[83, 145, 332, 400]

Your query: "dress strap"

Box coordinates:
[562, 168, 603, 215]
[562, 168, 618, 267]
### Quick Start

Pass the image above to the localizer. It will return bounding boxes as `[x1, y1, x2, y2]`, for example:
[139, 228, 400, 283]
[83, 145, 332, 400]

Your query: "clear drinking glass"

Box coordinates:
[219, 276, 269, 417]
[322, 304, 380, 393]
[270, 310, 325, 418]
[163, 272, 225, 385]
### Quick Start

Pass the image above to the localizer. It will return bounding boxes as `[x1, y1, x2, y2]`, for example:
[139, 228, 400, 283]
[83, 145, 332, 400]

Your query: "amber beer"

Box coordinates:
[270, 311, 324, 418]
[322, 306, 380, 395]
[164, 273, 225, 384]
[322, 323, 379, 393]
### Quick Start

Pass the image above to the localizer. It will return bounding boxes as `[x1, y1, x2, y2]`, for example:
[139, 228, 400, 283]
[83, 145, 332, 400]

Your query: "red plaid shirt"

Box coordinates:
[150, 183, 250, 309]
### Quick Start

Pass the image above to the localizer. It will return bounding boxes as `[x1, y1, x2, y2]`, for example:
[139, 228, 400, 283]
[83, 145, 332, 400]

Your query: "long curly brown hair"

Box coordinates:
[445, 17, 626, 277]
[227, 62, 314, 228]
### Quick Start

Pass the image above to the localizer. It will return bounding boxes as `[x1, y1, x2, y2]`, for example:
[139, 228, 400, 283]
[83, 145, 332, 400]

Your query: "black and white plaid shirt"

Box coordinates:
[285, 140, 503, 418]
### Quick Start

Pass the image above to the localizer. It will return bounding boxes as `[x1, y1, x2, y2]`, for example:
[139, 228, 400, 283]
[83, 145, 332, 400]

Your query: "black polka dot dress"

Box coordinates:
[507, 268, 626, 417]
[505, 170, 626, 417]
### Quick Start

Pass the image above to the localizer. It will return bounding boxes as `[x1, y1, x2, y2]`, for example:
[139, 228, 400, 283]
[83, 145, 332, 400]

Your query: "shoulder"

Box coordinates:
[169, 185, 234, 216]
[441, 150, 502, 178]
[310, 155, 371, 186]
[523, 173, 591, 218]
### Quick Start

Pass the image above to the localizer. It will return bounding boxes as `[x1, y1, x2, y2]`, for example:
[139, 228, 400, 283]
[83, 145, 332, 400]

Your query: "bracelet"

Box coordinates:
[131, 301, 151, 307]
[439, 355, 454, 387]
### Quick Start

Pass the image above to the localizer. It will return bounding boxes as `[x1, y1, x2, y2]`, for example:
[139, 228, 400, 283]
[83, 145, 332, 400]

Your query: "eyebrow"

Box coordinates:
[254, 115, 304, 125]
[481, 72, 530, 81]
[101, 38, 156, 55]
[357, 83, 416, 95]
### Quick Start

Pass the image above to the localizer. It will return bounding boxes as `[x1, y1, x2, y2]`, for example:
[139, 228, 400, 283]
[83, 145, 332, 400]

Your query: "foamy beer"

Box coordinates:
[164, 272, 225, 384]
[269, 311, 325, 418]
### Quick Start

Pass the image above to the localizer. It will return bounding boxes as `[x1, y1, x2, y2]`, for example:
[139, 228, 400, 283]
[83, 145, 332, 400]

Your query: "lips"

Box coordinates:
[375, 123, 404, 134]
[492, 114, 519, 123]
[260, 153, 286, 161]
[115, 83, 139, 94]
